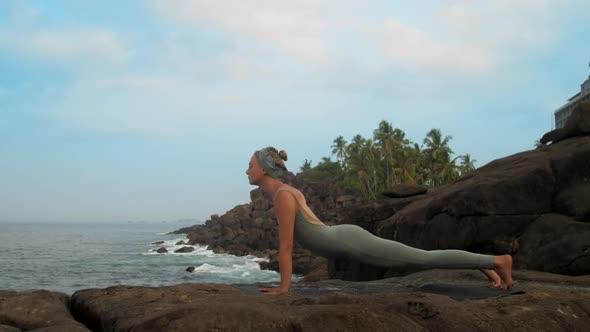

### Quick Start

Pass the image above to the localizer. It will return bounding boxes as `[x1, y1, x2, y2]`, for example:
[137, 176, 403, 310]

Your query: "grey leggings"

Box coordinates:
[293, 213, 495, 270]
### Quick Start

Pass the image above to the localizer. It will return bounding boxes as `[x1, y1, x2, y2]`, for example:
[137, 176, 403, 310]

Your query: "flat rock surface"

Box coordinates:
[70, 270, 590, 332]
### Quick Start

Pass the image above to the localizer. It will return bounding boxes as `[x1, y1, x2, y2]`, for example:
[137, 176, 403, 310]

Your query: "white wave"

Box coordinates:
[247, 256, 270, 263]
[192, 263, 228, 273]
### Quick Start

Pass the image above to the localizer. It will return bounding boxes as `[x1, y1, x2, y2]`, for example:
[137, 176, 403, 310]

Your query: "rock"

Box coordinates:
[174, 247, 194, 253]
[541, 102, 590, 144]
[381, 184, 427, 198]
[175, 240, 186, 245]
[152, 241, 164, 245]
[68, 270, 590, 332]
[334, 195, 357, 208]
[0, 290, 90, 331]
[517, 214, 590, 275]
[156, 247, 167, 254]
[212, 246, 225, 254]
[0, 324, 21, 332]
[186, 266, 195, 273]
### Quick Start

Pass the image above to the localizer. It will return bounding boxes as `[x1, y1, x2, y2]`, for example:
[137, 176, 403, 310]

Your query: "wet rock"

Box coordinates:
[186, 266, 195, 273]
[174, 247, 194, 253]
[156, 247, 167, 254]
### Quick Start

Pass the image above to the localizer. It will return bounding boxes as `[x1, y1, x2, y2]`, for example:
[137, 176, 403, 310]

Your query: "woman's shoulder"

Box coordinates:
[274, 185, 303, 200]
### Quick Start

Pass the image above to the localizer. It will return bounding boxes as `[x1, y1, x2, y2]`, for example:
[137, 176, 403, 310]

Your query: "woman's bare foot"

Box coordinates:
[493, 255, 513, 290]
[480, 269, 502, 289]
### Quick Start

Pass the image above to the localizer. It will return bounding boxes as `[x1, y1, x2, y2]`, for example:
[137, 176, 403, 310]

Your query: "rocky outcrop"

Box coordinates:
[334, 134, 590, 280]
[3, 271, 589, 331]
[0, 290, 90, 331]
[172, 176, 358, 277]
[66, 270, 589, 332]
[541, 102, 590, 144]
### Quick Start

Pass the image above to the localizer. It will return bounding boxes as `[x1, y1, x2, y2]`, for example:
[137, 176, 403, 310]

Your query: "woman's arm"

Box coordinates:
[259, 190, 296, 295]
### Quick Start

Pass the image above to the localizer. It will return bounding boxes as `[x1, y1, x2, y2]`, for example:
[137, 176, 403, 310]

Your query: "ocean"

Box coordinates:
[0, 222, 283, 294]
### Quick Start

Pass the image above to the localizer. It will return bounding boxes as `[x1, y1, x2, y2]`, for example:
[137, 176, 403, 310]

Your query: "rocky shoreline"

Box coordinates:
[171, 104, 590, 281]
[2, 270, 590, 331]
[2, 103, 589, 331]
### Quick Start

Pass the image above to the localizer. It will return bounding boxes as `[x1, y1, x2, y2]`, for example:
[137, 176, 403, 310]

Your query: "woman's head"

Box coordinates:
[246, 147, 288, 184]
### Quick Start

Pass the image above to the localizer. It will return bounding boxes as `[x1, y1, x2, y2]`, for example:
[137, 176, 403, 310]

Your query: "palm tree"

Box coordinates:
[373, 120, 396, 188]
[423, 129, 454, 186]
[299, 159, 313, 172]
[331, 136, 348, 166]
[457, 154, 476, 176]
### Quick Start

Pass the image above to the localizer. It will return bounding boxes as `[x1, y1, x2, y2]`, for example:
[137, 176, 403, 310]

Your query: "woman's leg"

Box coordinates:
[333, 224, 494, 269]
[331, 224, 513, 288]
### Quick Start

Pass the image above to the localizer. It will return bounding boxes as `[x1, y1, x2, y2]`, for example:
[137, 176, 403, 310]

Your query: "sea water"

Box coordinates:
[0, 222, 283, 294]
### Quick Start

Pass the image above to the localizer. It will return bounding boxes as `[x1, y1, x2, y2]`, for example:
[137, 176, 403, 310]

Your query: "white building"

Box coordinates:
[554, 75, 590, 129]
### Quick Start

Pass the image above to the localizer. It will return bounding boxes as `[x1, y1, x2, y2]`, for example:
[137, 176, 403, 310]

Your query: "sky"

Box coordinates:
[1, 0, 589, 223]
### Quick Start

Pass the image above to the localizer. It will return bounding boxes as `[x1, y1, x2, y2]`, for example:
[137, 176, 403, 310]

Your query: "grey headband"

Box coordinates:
[257, 148, 286, 179]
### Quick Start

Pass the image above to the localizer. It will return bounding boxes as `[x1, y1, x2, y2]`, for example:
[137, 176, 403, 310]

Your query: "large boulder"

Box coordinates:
[541, 102, 590, 144]
[69, 270, 590, 332]
[0, 290, 90, 331]
[333, 135, 590, 280]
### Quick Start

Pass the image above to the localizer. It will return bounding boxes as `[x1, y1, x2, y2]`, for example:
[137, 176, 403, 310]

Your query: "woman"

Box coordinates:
[247, 147, 513, 295]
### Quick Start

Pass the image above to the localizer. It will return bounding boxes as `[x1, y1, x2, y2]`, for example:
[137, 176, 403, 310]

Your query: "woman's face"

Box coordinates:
[246, 153, 266, 185]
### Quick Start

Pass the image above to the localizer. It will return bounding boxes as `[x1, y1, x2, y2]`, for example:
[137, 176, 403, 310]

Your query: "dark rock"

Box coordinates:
[152, 241, 164, 245]
[0, 290, 90, 331]
[334, 195, 357, 208]
[68, 270, 590, 332]
[540, 102, 590, 144]
[382, 184, 427, 198]
[175, 240, 186, 245]
[211, 246, 225, 254]
[156, 247, 167, 254]
[517, 214, 590, 275]
[0, 324, 21, 332]
[174, 247, 194, 253]
[186, 266, 195, 273]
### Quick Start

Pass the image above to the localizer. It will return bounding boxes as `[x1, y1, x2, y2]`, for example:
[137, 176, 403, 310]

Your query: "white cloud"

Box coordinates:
[149, 0, 570, 75]
[150, 0, 330, 64]
[369, 0, 567, 74]
[379, 18, 496, 73]
[435, 0, 558, 50]
[0, 28, 131, 65]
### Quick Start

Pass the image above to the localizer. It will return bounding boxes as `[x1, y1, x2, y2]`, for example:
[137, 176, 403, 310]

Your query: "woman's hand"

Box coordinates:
[259, 287, 289, 295]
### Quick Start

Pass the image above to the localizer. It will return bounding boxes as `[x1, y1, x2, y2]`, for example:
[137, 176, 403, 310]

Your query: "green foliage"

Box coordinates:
[298, 157, 344, 184]
[297, 120, 478, 202]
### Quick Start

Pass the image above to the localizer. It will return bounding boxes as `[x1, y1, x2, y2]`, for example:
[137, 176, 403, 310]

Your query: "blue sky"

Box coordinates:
[1, 0, 589, 223]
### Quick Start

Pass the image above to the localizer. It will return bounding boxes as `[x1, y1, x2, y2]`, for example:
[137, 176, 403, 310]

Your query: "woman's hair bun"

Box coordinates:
[278, 150, 288, 161]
